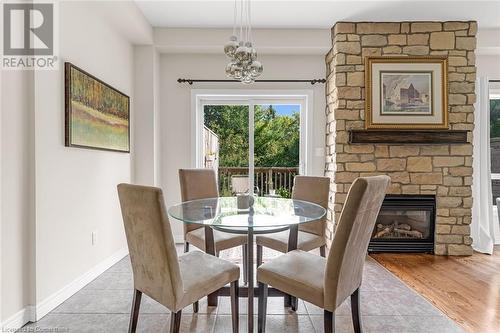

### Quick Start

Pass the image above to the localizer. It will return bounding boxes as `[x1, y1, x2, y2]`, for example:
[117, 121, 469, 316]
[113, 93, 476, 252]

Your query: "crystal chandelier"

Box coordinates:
[224, 0, 263, 84]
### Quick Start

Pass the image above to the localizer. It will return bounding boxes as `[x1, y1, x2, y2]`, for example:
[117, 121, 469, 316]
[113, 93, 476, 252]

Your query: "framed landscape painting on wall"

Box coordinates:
[365, 56, 448, 129]
[65, 62, 130, 152]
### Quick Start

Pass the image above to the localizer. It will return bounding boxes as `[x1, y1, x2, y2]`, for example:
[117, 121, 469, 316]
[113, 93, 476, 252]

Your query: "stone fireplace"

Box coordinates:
[325, 21, 477, 255]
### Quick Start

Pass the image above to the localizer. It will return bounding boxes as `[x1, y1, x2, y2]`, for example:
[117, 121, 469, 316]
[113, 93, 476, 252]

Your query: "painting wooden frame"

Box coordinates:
[65, 62, 130, 153]
[365, 56, 448, 130]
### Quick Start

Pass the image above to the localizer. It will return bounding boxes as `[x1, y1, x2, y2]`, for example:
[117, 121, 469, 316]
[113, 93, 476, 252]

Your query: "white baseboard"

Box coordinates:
[1, 306, 35, 331]
[35, 247, 129, 321]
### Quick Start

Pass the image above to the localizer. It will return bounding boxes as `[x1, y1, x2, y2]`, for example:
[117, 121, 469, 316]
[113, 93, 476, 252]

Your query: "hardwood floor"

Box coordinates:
[371, 247, 500, 333]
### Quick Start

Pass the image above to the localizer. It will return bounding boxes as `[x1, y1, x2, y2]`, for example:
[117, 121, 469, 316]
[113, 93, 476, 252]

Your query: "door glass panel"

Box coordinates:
[254, 104, 300, 197]
[204, 105, 249, 197]
[490, 81, 500, 202]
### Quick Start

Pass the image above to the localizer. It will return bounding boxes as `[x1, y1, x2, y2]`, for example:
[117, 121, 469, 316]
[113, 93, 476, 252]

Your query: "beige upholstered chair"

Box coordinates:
[257, 176, 390, 333]
[117, 184, 240, 333]
[256, 176, 330, 267]
[179, 169, 248, 279]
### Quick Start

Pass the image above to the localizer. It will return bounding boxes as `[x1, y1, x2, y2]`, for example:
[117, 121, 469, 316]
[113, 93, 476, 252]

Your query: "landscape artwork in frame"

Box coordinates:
[65, 62, 130, 152]
[365, 56, 448, 130]
[381, 72, 432, 115]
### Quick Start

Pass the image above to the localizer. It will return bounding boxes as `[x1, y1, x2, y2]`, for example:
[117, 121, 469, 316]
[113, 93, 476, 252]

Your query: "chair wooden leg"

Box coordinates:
[128, 289, 142, 333]
[207, 292, 218, 307]
[258, 282, 268, 333]
[184, 241, 190, 253]
[324, 310, 335, 333]
[242, 245, 248, 285]
[320, 245, 326, 257]
[169, 310, 182, 333]
[256, 244, 263, 267]
[193, 301, 199, 313]
[284, 294, 291, 307]
[351, 288, 362, 333]
[291, 296, 298, 311]
[230, 280, 239, 333]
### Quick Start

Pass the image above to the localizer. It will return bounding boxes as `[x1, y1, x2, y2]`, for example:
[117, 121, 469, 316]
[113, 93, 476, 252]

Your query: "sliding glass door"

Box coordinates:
[203, 102, 250, 196]
[198, 95, 306, 198]
[490, 81, 500, 202]
[253, 103, 301, 197]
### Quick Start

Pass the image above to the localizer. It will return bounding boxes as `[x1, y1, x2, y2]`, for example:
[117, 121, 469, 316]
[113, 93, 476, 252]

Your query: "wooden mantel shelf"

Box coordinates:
[348, 130, 468, 144]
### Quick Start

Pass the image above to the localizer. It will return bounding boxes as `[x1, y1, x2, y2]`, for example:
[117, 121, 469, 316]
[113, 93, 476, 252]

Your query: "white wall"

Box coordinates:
[133, 46, 160, 186]
[160, 53, 327, 238]
[1, 1, 152, 327]
[1, 70, 36, 324]
[477, 55, 500, 79]
[34, 1, 136, 306]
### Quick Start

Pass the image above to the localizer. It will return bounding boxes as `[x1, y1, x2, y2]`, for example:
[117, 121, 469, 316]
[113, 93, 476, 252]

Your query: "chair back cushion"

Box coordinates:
[324, 175, 390, 311]
[231, 175, 250, 195]
[117, 184, 183, 310]
[179, 168, 219, 233]
[292, 176, 330, 236]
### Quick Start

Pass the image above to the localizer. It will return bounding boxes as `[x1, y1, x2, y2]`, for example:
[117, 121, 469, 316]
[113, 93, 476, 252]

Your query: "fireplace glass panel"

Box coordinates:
[373, 209, 431, 240]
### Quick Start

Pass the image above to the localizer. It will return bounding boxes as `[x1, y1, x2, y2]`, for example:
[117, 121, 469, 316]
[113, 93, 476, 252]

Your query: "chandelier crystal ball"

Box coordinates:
[224, 0, 263, 84]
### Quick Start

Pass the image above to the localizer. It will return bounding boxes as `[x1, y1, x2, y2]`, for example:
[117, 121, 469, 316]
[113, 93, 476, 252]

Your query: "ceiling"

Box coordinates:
[135, 0, 500, 29]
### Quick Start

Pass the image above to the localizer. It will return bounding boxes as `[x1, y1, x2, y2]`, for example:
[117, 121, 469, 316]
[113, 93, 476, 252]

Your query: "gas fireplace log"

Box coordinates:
[397, 223, 412, 231]
[393, 228, 424, 238]
[374, 227, 393, 238]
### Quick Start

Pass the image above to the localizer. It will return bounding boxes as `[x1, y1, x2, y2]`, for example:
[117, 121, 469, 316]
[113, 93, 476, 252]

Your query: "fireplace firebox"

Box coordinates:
[368, 195, 435, 253]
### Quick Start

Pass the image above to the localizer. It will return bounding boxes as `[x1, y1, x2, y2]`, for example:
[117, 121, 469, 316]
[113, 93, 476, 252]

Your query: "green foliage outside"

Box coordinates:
[276, 187, 292, 199]
[70, 67, 128, 120]
[490, 99, 500, 137]
[204, 104, 299, 167]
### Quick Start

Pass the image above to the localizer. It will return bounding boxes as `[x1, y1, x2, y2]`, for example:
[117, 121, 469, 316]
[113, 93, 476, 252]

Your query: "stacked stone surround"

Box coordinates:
[324, 21, 477, 255]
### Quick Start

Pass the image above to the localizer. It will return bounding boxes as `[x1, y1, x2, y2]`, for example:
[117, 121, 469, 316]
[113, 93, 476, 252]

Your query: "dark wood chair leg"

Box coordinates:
[169, 310, 182, 333]
[291, 296, 298, 311]
[230, 280, 239, 333]
[128, 289, 142, 333]
[207, 247, 220, 307]
[320, 245, 326, 257]
[324, 310, 335, 333]
[258, 282, 268, 333]
[351, 288, 362, 333]
[243, 245, 248, 285]
[184, 241, 190, 253]
[207, 292, 218, 307]
[193, 301, 199, 313]
[284, 294, 291, 307]
[256, 244, 263, 267]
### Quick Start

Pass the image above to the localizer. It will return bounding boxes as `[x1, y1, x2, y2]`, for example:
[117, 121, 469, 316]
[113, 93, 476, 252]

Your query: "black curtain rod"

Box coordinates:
[491, 80, 500, 82]
[177, 78, 326, 85]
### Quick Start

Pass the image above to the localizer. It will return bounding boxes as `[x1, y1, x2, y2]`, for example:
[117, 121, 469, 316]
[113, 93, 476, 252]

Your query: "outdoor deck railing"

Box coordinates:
[218, 166, 299, 197]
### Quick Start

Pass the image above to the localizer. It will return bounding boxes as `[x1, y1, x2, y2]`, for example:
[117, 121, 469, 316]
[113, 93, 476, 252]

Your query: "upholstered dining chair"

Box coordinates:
[256, 175, 330, 267]
[257, 175, 390, 333]
[117, 184, 240, 333]
[179, 169, 248, 282]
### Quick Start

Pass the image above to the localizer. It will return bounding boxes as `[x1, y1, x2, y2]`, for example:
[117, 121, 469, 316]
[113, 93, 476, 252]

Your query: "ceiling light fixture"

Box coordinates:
[224, 0, 263, 84]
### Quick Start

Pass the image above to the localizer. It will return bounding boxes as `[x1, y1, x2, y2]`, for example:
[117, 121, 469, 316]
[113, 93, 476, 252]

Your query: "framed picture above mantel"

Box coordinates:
[64, 62, 130, 153]
[365, 56, 448, 130]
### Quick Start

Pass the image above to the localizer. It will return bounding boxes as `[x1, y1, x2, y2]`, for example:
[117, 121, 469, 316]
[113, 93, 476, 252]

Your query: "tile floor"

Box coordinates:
[20, 246, 463, 333]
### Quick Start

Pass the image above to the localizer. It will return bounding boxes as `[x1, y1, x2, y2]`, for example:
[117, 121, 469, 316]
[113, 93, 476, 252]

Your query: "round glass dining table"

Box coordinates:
[168, 196, 326, 333]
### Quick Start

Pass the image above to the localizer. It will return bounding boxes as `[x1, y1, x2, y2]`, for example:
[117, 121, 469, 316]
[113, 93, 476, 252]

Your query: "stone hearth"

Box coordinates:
[325, 21, 477, 255]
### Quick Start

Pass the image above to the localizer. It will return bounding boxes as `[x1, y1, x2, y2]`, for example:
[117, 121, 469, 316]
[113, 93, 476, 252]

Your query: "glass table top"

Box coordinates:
[167, 196, 326, 228]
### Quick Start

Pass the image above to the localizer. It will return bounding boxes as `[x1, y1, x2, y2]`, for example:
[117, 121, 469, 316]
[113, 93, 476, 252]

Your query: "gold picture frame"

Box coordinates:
[365, 56, 448, 130]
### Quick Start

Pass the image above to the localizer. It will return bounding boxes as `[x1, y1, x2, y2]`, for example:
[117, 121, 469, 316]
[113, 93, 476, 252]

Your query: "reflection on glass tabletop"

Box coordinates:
[167, 196, 326, 228]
